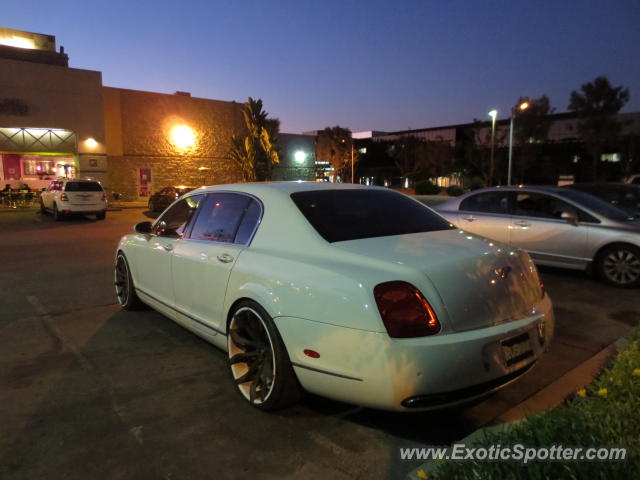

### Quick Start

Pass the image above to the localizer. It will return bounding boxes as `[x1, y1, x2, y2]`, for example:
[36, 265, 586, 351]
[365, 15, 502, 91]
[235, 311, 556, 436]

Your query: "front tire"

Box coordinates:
[227, 301, 300, 411]
[115, 253, 146, 310]
[596, 244, 640, 288]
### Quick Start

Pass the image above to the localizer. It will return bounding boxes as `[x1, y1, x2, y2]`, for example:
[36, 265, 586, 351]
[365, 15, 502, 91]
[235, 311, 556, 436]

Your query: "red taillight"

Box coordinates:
[102, 193, 107, 202]
[60, 192, 69, 201]
[373, 281, 440, 338]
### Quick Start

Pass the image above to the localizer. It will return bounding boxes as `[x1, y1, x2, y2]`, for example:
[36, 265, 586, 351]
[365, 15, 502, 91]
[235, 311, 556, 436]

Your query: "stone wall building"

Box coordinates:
[103, 88, 245, 200]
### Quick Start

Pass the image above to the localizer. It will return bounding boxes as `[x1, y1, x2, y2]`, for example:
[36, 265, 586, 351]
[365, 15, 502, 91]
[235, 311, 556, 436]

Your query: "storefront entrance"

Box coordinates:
[0, 153, 76, 190]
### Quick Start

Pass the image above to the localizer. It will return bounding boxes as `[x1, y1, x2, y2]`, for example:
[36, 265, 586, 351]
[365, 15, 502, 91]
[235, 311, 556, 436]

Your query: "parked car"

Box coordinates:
[40, 178, 107, 221]
[115, 182, 553, 412]
[625, 174, 640, 185]
[436, 186, 640, 287]
[566, 183, 640, 217]
[147, 185, 196, 212]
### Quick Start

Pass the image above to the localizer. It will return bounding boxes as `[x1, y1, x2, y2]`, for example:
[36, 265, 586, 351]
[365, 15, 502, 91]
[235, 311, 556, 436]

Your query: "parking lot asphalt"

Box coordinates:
[1, 208, 638, 480]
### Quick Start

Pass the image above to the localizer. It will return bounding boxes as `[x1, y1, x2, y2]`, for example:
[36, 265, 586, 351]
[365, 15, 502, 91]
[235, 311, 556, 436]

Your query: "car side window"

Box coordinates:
[459, 192, 509, 214]
[154, 195, 204, 238]
[189, 193, 252, 243]
[234, 199, 261, 244]
[514, 193, 578, 220]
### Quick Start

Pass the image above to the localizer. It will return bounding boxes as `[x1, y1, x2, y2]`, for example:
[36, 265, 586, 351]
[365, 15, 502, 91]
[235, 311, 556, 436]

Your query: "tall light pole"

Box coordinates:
[488, 109, 498, 185]
[351, 140, 355, 183]
[507, 101, 529, 185]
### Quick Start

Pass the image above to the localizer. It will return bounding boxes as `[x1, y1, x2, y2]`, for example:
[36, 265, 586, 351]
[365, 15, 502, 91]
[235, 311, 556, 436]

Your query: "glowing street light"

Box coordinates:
[507, 101, 530, 185]
[488, 110, 498, 185]
[170, 125, 196, 150]
[294, 150, 307, 164]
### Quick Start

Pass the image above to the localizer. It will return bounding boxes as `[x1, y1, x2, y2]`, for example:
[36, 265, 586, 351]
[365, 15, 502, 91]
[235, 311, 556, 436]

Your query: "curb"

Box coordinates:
[406, 336, 628, 479]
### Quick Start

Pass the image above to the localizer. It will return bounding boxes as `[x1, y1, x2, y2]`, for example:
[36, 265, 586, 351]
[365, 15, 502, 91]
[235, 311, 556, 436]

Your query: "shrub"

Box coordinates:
[446, 185, 464, 196]
[412, 326, 640, 479]
[467, 176, 485, 191]
[414, 180, 441, 195]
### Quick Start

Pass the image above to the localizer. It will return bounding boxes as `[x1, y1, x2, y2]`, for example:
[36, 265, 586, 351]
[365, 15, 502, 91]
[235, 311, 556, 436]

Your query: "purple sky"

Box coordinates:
[4, 0, 640, 133]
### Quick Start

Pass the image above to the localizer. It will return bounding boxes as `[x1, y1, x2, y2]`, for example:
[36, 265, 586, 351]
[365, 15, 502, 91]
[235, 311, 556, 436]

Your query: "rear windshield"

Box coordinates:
[64, 181, 103, 192]
[291, 189, 454, 242]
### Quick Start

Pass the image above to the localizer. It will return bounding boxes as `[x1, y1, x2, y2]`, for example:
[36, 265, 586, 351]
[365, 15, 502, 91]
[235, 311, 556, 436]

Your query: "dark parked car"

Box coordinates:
[567, 183, 640, 217]
[148, 186, 197, 212]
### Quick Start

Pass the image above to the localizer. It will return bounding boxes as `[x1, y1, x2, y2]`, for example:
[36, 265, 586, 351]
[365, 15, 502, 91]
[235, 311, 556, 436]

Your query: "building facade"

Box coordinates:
[0, 27, 256, 199]
[0, 27, 106, 190]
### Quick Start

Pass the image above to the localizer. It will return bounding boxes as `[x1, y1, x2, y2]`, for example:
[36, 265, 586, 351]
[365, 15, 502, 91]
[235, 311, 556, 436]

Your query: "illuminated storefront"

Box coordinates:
[0, 127, 78, 189]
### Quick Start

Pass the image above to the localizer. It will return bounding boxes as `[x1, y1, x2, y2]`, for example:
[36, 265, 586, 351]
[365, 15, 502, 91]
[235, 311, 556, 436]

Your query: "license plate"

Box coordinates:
[501, 332, 533, 366]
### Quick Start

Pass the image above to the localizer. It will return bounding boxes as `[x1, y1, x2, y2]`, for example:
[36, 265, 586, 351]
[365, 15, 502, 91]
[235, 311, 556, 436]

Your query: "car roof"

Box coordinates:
[191, 181, 382, 196]
[55, 178, 100, 183]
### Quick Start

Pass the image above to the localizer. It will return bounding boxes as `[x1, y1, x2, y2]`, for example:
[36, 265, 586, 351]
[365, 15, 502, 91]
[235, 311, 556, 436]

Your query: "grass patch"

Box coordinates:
[412, 327, 640, 479]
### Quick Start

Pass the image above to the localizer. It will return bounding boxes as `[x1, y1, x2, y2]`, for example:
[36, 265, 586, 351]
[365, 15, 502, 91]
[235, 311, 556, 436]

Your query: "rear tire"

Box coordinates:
[39, 198, 46, 214]
[96, 211, 106, 220]
[227, 300, 301, 411]
[53, 203, 63, 221]
[595, 244, 640, 288]
[115, 253, 146, 310]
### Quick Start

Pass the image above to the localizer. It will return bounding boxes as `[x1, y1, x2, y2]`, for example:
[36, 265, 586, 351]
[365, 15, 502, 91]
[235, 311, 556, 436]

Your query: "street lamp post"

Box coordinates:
[507, 101, 529, 185]
[488, 109, 497, 185]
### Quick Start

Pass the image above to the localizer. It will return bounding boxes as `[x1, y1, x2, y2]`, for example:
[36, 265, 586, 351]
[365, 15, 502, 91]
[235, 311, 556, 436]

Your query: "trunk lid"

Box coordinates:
[334, 229, 542, 332]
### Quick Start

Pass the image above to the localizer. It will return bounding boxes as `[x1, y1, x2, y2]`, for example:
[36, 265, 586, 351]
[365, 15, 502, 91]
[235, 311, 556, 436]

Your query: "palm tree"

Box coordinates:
[568, 76, 630, 180]
[229, 98, 280, 182]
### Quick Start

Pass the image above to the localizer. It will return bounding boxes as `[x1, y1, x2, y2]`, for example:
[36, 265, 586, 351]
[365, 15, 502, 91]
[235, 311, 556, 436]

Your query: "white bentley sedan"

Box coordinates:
[115, 182, 553, 411]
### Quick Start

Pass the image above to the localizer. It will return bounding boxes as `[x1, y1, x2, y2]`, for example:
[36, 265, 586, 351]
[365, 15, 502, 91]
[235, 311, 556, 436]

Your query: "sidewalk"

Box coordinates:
[106, 201, 148, 211]
[0, 201, 147, 213]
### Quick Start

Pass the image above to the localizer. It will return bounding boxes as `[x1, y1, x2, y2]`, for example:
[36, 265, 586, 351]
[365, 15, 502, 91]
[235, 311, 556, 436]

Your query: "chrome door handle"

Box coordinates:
[217, 253, 234, 263]
[464, 215, 476, 222]
[514, 221, 531, 227]
[163, 243, 174, 252]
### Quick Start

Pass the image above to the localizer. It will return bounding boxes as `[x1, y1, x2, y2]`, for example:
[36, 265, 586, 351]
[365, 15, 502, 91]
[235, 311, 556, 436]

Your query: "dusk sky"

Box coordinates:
[4, 0, 640, 133]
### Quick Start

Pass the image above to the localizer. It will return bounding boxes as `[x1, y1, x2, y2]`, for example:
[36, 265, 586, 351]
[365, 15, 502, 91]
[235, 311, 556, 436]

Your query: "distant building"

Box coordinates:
[271, 133, 316, 181]
[356, 112, 640, 186]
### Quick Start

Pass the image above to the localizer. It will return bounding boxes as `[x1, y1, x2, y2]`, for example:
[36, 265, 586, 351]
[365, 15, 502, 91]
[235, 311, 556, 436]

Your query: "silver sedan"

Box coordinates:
[436, 186, 640, 287]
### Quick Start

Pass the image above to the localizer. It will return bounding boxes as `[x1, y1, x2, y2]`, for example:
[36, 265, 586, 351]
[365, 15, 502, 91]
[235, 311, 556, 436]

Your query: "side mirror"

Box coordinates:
[134, 221, 153, 234]
[560, 211, 579, 226]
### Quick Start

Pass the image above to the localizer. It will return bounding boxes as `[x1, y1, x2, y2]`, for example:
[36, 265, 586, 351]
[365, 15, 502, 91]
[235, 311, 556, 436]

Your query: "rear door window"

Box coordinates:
[189, 193, 254, 243]
[459, 191, 509, 214]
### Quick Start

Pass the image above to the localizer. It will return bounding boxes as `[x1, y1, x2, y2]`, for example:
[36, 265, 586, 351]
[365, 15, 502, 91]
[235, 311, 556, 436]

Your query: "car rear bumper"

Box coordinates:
[275, 294, 554, 411]
[60, 203, 107, 213]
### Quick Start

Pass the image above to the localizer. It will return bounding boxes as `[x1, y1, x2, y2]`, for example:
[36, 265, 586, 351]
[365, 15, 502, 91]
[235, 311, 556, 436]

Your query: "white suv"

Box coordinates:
[40, 178, 108, 221]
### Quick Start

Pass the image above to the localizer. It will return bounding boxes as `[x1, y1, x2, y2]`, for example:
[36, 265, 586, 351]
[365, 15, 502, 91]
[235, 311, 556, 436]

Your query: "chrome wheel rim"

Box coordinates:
[115, 255, 129, 305]
[603, 249, 640, 285]
[228, 307, 276, 405]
